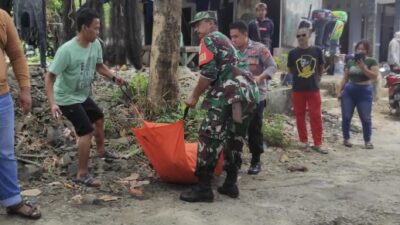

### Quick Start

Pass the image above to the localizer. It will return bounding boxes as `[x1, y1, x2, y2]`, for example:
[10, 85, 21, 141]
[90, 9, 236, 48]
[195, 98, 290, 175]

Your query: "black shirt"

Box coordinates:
[248, 18, 274, 47]
[287, 46, 324, 91]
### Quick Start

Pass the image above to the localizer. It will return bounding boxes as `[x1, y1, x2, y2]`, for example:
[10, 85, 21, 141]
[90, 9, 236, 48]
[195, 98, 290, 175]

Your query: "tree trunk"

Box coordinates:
[148, 0, 181, 112]
[62, 0, 76, 43]
[125, 0, 143, 69]
[85, 0, 105, 39]
[109, 0, 127, 65]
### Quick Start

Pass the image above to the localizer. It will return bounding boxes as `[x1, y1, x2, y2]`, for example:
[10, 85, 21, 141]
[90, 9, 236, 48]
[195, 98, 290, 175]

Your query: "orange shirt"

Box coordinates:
[0, 9, 29, 95]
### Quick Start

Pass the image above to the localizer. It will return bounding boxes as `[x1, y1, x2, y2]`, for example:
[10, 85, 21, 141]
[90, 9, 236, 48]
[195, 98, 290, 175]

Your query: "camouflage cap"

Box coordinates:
[189, 11, 218, 26]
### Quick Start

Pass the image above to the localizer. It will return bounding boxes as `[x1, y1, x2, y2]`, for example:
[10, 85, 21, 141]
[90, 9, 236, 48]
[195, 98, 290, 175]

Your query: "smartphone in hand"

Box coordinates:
[354, 53, 366, 62]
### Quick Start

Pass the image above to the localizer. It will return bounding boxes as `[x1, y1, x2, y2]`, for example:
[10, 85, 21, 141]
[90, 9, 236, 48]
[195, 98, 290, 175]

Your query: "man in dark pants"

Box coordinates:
[230, 21, 277, 174]
[45, 8, 125, 187]
[248, 3, 274, 49]
[180, 11, 259, 203]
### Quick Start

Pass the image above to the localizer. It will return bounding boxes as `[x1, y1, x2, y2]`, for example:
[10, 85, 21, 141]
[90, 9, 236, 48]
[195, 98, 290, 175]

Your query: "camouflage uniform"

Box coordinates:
[196, 31, 259, 175]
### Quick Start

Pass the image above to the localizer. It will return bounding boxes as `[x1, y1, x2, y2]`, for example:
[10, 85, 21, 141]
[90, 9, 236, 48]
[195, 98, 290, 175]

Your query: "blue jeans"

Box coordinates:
[341, 83, 373, 142]
[0, 93, 22, 207]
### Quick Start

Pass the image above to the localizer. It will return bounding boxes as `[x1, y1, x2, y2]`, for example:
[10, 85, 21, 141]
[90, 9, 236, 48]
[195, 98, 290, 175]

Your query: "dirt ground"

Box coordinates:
[1, 97, 400, 225]
[1, 67, 400, 225]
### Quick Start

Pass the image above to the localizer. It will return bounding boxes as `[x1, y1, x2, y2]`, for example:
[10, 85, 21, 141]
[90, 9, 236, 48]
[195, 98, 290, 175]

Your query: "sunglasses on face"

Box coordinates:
[296, 34, 307, 38]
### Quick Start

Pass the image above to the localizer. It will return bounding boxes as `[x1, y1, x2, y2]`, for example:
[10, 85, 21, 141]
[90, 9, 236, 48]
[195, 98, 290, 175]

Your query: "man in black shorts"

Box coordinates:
[45, 8, 125, 187]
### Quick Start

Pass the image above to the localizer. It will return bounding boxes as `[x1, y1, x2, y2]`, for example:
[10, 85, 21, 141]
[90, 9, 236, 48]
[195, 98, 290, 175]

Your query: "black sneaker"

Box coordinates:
[247, 162, 261, 175]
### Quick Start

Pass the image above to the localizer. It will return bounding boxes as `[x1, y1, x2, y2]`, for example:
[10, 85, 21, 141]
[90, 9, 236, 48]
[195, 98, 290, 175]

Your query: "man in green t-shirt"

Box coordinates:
[45, 8, 125, 187]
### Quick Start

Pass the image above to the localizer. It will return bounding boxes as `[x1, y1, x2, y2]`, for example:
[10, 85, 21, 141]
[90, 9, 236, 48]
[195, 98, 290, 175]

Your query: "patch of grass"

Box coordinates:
[154, 103, 205, 142]
[273, 53, 288, 72]
[110, 73, 205, 141]
[262, 114, 291, 148]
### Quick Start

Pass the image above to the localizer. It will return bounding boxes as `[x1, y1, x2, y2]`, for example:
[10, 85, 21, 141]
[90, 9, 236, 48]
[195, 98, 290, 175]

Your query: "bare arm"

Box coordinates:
[256, 48, 277, 84]
[358, 61, 379, 80]
[44, 72, 62, 119]
[338, 69, 349, 98]
[317, 65, 324, 77]
[185, 76, 212, 108]
[96, 63, 125, 85]
[96, 63, 114, 80]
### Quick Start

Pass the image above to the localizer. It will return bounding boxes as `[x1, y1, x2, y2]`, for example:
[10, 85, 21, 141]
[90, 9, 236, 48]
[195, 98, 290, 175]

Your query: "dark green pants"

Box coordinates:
[195, 101, 255, 175]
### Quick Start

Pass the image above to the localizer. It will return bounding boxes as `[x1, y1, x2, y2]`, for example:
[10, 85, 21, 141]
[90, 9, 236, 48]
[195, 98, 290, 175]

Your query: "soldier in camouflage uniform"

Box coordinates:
[180, 11, 259, 203]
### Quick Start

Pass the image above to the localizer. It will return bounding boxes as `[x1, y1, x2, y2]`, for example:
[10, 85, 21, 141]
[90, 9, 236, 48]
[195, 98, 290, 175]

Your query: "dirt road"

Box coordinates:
[2, 101, 400, 225]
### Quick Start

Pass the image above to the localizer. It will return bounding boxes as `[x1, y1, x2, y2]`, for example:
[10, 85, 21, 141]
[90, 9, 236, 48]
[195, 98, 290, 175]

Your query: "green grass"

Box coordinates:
[262, 114, 291, 148]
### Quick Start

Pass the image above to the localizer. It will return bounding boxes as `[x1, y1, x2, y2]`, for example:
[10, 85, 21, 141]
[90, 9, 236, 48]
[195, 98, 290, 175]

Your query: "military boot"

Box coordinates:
[180, 173, 213, 203]
[217, 168, 239, 198]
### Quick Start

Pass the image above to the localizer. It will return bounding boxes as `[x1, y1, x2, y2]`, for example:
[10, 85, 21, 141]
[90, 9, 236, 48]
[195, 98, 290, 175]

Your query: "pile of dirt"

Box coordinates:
[7, 66, 155, 204]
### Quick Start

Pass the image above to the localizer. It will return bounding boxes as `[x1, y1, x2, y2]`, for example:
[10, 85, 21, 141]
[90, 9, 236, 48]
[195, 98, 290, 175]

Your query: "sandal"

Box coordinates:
[72, 174, 101, 187]
[343, 140, 353, 148]
[365, 142, 374, 149]
[7, 201, 41, 220]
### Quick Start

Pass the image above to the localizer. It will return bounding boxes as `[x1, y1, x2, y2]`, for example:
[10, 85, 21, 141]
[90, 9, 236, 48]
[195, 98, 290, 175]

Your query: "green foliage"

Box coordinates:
[104, 118, 114, 134]
[110, 73, 204, 142]
[274, 53, 288, 72]
[128, 73, 149, 100]
[262, 114, 291, 148]
[154, 104, 205, 141]
[47, 0, 63, 13]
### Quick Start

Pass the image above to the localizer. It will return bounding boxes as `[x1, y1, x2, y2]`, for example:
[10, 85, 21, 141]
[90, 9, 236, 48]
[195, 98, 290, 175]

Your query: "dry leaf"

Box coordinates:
[129, 187, 143, 197]
[279, 153, 289, 163]
[21, 189, 42, 197]
[48, 181, 62, 186]
[130, 180, 150, 188]
[98, 195, 120, 202]
[123, 173, 140, 181]
[287, 165, 308, 172]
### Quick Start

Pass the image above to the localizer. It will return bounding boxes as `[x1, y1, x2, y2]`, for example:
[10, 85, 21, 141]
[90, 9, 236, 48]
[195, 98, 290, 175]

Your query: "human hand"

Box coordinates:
[337, 90, 343, 100]
[113, 76, 126, 86]
[51, 104, 62, 120]
[19, 87, 32, 115]
[255, 76, 263, 85]
[185, 95, 199, 108]
[357, 59, 367, 71]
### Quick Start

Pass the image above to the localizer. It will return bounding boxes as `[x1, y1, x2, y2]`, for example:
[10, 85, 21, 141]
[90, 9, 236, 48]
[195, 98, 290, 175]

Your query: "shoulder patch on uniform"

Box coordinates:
[260, 47, 271, 58]
[199, 38, 214, 66]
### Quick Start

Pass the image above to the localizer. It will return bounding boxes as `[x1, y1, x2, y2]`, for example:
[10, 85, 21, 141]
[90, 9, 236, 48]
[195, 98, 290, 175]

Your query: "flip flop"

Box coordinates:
[72, 174, 101, 187]
[99, 150, 118, 159]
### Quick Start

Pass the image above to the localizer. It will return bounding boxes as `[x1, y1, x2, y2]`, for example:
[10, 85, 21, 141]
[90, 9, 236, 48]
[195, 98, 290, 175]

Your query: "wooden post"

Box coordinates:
[148, 0, 182, 112]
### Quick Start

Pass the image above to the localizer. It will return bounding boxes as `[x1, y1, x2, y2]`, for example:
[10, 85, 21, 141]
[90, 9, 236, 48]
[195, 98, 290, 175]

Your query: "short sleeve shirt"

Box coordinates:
[48, 38, 103, 106]
[346, 57, 377, 83]
[198, 31, 259, 109]
[287, 46, 324, 91]
[237, 40, 274, 100]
